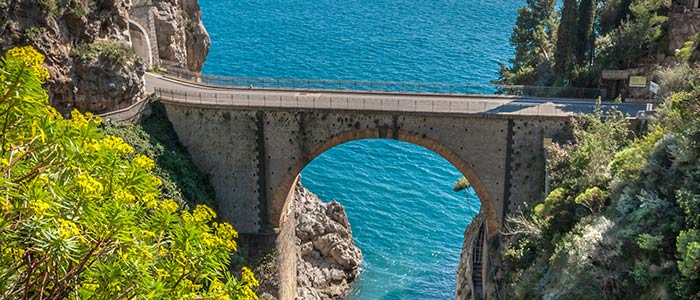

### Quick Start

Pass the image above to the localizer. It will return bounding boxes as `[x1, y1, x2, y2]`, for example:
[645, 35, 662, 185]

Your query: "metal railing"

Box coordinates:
[161, 67, 606, 100]
[153, 87, 624, 117]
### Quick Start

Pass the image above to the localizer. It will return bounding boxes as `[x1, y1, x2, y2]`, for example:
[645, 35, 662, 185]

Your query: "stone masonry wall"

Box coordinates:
[506, 118, 573, 215]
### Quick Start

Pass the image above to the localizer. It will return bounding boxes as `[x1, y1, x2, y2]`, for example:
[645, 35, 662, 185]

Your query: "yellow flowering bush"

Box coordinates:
[0, 46, 258, 299]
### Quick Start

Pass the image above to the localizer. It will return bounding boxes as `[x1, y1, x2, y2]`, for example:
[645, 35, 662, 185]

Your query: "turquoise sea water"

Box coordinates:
[198, 0, 523, 298]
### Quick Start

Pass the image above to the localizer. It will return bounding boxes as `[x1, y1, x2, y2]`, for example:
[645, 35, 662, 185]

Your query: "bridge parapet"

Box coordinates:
[153, 87, 629, 118]
[161, 67, 607, 99]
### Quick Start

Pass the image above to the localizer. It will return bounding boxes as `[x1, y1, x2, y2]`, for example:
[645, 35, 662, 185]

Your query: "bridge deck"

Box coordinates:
[146, 73, 646, 118]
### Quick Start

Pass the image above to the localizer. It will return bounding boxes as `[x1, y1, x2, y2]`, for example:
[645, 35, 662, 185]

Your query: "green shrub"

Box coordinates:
[574, 186, 608, 214]
[71, 40, 137, 65]
[102, 102, 217, 210]
[0, 46, 258, 299]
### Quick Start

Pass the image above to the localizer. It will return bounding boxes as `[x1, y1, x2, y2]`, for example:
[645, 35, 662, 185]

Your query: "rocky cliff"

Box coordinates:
[254, 182, 362, 300]
[294, 184, 362, 300]
[0, 0, 209, 114]
[148, 0, 210, 71]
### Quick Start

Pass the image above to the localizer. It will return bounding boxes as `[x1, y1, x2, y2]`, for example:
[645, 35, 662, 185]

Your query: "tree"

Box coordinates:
[554, 0, 579, 82]
[576, 0, 598, 66]
[0, 46, 259, 299]
[494, 0, 557, 86]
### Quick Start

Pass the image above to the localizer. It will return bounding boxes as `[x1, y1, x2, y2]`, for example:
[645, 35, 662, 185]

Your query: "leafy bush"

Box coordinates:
[102, 102, 217, 210]
[71, 40, 137, 65]
[0, 46, 258, 299]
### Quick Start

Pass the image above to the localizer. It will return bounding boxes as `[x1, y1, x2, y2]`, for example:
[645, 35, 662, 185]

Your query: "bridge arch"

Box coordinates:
[270, 127, 500, 237]
[128, 18, 154, 68]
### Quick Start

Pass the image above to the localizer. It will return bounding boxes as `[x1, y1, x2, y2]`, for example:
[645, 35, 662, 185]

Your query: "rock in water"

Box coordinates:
[294, 184, 362, 300]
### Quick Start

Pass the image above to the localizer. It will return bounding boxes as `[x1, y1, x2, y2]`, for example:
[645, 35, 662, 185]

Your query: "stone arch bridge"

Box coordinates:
[145, 72, 645, 299]
[145, 72, 646, 237]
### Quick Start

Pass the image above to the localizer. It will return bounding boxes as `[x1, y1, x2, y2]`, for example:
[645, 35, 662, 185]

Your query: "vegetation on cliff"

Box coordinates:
[495, 0, 695, 87]
[0, 46, 258, 299]
[498, 64, 700, 299]
[102, 102, 217, 210]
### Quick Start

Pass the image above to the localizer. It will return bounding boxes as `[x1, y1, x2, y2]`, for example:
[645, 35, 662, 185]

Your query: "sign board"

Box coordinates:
[629, 76, 647, 88]
[602, 70, 630, 80]
[649, 81, 660, 94]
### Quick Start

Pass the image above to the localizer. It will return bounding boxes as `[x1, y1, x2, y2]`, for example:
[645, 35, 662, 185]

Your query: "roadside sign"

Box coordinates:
[629, 76, 647, 88]
[649, 81, 660, 94]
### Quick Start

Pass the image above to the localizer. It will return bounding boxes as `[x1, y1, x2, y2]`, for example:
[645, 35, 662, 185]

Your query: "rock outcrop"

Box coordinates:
[0, 0, 209, 114]
[294, 184, 362, 300]
[151, 0, 210, 71]
[456, 214, 486, 300]
[668, 11, 700, 52]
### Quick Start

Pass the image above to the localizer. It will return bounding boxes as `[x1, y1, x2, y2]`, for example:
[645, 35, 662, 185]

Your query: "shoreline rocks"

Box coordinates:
[294, 184, 362, 300]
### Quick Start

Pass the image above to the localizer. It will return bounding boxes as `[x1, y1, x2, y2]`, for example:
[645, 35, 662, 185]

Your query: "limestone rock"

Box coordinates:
[294, 184, 362, 300]
[152, 0, 210, 71]
[0, 0, 209, 114]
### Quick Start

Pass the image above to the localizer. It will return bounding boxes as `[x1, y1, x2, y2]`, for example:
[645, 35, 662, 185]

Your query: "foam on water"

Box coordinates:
[197, 0, 523, 298]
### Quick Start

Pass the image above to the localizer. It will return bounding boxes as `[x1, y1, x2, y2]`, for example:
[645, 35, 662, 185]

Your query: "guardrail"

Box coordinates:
[154, 87, 612, 117]
[162, 67, 606, 100]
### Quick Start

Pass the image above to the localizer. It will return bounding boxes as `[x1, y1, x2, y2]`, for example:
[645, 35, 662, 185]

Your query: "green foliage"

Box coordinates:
[68, 0, 92, 17]
[102, 102, 217, 210]
[637, 233, 664, 251]
[23, 26, 47, 44]
[452, 177, 471, 192]
[501, 86, 700, 299]
[71, 40, 137, 65]
[597, 0, 670, 69]
[575, 0, 597, 66]
[494, 0, 557, 86]
[654, 63, 700, 99]
[554, 0, 578, 79]
[0, 46, 258, 299]
[574, 186, 608, 213]
[499, 0, 671, 88]
[677, 229, 700, 279]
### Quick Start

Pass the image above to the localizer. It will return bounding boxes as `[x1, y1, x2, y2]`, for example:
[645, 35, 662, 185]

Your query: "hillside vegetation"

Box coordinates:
[496, 0, 700, 87]
[498, 60, 700, 299]
[0, 47, 258, 299]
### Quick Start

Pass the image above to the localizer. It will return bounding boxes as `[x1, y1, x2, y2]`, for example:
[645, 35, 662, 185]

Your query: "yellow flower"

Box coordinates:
[76, 173, 103, 195]
[6, 46, 50, 81]
[192, 205, 216, 223]
[133, 154, 155, 171]
[156, 268, 169, 279]
[150, 175, 162, 188]
[214, 222, 238, 251]
[181, 211, 194, 223]
[102, 136, 133, 155]
[81, 283, 98, 292]
[113, 188, 136, 203]
[241, 266, 259, 287]
[201, 232, 218, 248]
[58, 218, 80, 239]
[141, 229, 156, 238]
[71, 109, 88, 129]
[30, 199, 51, 216]
[141, 193, 159, 209]
[159, 199, 179, 214]
[0, 197, 11, 212]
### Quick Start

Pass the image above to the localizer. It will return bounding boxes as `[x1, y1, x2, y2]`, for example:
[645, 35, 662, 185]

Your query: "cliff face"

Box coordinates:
[151, 0, 210, 71]
[0, 0, 209, 114]
[294, 185, 362, 300]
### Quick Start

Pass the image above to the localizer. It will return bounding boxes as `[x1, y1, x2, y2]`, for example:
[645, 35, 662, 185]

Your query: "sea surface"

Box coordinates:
[198, 0, 523, 298]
